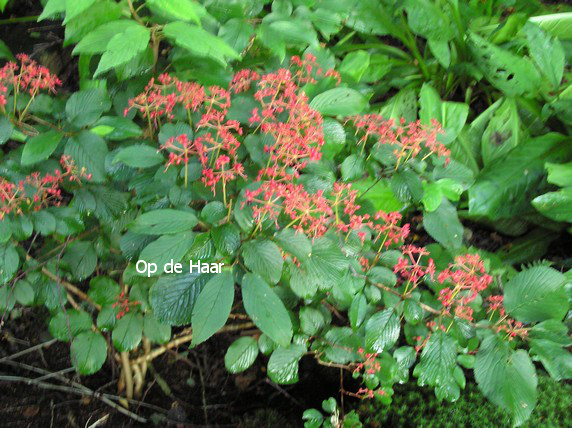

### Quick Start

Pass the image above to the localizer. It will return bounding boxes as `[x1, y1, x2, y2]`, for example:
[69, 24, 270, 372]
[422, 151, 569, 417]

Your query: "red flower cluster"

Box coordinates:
[486, 295, 528, 340]
[437, 254, 493, 321]
[0, 155, 90, 219]
[0, 54, 61, 111]
[352, 348, 386, 399]
[393, 245, 435, 291]
[347, 115, 449, 167]
[112, 291, 140, 320]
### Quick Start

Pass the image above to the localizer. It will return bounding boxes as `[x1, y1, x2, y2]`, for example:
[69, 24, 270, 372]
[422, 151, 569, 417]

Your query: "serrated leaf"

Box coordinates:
[130, 209, 198, 235]
[146, 0, 200, 24]
[191, 272, 234, 345]
[49, 310, 93, 341]
[267, 344, 305, 384]
[113, 145, 163, 168]
[365, 309, 400, 353]
[211, 223, 240, 256]
[66, 89, 111, 128]
[417, 330, 456, 389]
[95, 25, 151, 77]
[242, 240, 283, 284]
[241, 273, 292, 347]
[63, 241, 97, 280]
[224, 336, 259, 373]
[73, 20, 139, 55]
[274, 229, 311, 262]
[139, 232, 195, 275]
[88, 277, 120, 306]
[71, 331, 107, 375]
[64, 131, 108, 183]
[112, 313, 143, 352]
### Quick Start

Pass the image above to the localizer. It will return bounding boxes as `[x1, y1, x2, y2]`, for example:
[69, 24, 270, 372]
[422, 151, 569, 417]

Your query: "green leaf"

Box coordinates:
[95, 25, 151, 77]
[417, 330, 456, 388]
[405, 0, 452, 41]
[346, 0, 391, 35]
[218, 18, 255, 54]
[339, 50, 370, 83]
[299, 307, 326, 336]
[469, 133, 572, 220]
[64, 131, 108, 183]
[341, 154, 365, 182]
[365, 309, 400, 353]
[274, 229, 311, 262]
[529, 13, 572, 40]
[163, 21, 240, 66]
[146, 0, 201, 24]
[481, 98, 525, 166]
[0, 285, 15, 311]
[113, 144, 165, 168]
[93, 116, 142, 141]
[353, 178, 403, 212]
[468, 32, 541, 97]
[66, 89, 111, 128]
[211, 223, 240, 256]
[139, 232, 195, 275]
[310, 88, 368, 116]
[64, 1, 123, 45]
[64, 0, 95, 24]
[63, 241, 97, 280]
[39, 0, 66, 21]
[0, 115, 13, 145]
[423, 199, 463, 250]
[70, 331, 107, 375]
[267, 344, 306, 384]
[49, 310, 93, 341]
[380, 89, 417, 123]
[224, 336, 259, 373]
[321, 118, 346, 159]
[191, 272, 234, 346]
[532, 188, 572, 223]
[130, 209, 198, 235]
[545, 162, 572, 187]
[21, 131, 64, 166]
[504, 266, 567, 323]
[88, 277, 120, 306]
[112, 313, 143, 352]
[143, 313, 171, 344]
[475, 335, 537, 426]
[241, 273, 292, 347]
[242, 240, 283, 285]
[149, 272, 213, 326]
[73, 20, 139, 55]
[14, 280, 35, 305]
[529, 339, 572, 381]
[523, 22, 565, 89]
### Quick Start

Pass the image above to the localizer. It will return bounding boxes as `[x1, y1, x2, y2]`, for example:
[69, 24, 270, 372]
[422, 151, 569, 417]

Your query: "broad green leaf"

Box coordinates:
[66, 89, 111, 128]
[39, 0, 66, 21]
[545, 162, 572, 187]
[241, 273, 292, 347]
[0, 115, 13, 145]
[211, 223, 240, 256]
[219, 18, 255, 54]
[529, 13, 572, 40]
[63, 241, 97, 280]
[475, 335, 537, 426]
[224, 336, 259, 373]
[21, 131, 64, 166]
[274, 229, 311, 262]
[93, 116, 142, 141]
[529, 339, 572, 381]
[143, 313, 171, 344]
[321, 118, 346, 159]
[267, 344, 306, 384]
[469, 133, 572, 220]
[64, 131, 108, 183]
[339, 50, 370, 83]
[242, 240, 283, 285]
[346, 0, 391, 35]
[191, 271, 234, 346]
[299, 307, 326, 336]
[0, 285, 16, 311]
[112, 313, 143, 352]
[130, 209, 198, 235]
[417, 330, 456, 386]
[468, 32, 541, 97]
[504, 266, 567, 323]
[365, 309, 400, 353]
[64, 1, 123, 45]
[73, 20, 139, 55]
[95, 25, 151, 77]
[523, 22, 565, 89]
[405, 0, 452, 41]
[71, 331, 107, 375]
[49, 310, 93, 341]
[14, 280, 35, 305]
[268, 20, 319, 47]
[146, 0, 200, 24]
[428, 39, 451, 67]
[149, 272, 213, 326]
[64, 0, 95, 24]
[341, 154, 365, 182]
[353, 178, 403, 212]
[380, 89, 417, 123]
[532, 188, 572, 223]
[423, 199, 463, 250]
[481, 98, 525, 166]
[309, 88, 368, 116]
[88, 277, 121, 306]
[163, 21, 240, 66]
[139, 232, 195, 275]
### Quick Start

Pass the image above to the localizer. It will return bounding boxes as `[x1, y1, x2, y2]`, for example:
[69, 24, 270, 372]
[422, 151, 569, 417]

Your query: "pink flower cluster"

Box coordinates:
[352, 348, 386, 399]
[437, 254, 493, 321]
[486, 295, 528, 340]
[347, 115, 450, 167]
[0, 156, 90, 219]
[0, 54, 61, 110]
[393, 245, 435, 288]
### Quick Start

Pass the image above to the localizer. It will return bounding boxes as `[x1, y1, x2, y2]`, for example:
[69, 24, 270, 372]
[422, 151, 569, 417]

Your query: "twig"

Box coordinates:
[39, 265, 101, 310]
[0, 375, 147, 423]
[0, 338, 57, 363]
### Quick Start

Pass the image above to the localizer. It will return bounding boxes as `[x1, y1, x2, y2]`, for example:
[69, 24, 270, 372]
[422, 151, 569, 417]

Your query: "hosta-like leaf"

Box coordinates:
[224, 336, 259, 373]
[475, 335, 537, 426]
[191, 271, 234, 346]
[504, 266, 567, 323]
[532, 188, 572, 223]
[242, 240, 283, 284]
[71, 331, 107, 375]
[365, 309, 400, 353]
[241, 273, 292, 347]
[267, 345, 306, 384]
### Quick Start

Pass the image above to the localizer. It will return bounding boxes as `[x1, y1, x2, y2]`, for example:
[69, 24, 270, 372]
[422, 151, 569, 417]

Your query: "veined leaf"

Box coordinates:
[242, 240, 283, 285]
[267, 345, 306, 384]
[365, 309, 400, 353]
[73, 20, 139, 55]
[94, 25, 151, 77]
[130, 209, 198, 235]
[224, 336, 259, 373]
[310, 88, 368, 116]
[21, 131, 64, 166]
[71, 331, 107, 375]
[146, 0, 201, 24]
